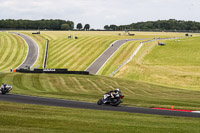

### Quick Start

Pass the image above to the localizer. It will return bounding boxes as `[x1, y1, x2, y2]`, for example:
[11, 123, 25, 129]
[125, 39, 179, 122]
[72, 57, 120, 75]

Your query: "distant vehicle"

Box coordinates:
[97, 89, 124, 106]
[0, 83, 12, 94]
[128, 33, 135, 36]
[158, 42, 166, 46]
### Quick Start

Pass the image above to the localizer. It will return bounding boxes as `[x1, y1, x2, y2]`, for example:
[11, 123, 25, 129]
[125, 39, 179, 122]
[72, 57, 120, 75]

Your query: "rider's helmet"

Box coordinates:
[115, 88, 120, 92]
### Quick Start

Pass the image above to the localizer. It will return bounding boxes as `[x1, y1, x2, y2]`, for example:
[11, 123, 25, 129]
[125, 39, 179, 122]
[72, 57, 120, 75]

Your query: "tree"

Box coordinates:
[110, 24, 117, 31]
[76, 23, 83, 30]
[104, 25, 110, 30]
[61, 24, 70, 30]
[84, 24, 90, 31]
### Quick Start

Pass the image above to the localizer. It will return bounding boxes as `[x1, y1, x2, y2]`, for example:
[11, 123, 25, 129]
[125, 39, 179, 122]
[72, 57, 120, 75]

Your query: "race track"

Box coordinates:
[10, 32, 38, 69]
[0, 94, 200, 118]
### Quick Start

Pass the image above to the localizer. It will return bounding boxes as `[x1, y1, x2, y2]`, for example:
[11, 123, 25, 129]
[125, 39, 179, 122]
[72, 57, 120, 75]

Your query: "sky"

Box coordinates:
[0, 0, 200, 29]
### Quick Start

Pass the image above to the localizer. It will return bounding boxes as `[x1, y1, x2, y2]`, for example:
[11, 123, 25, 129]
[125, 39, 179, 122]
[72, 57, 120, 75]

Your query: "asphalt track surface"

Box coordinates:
[10, 32, 38, 69]
[85, 39, 147, 74]
[0, 94, 200, 118]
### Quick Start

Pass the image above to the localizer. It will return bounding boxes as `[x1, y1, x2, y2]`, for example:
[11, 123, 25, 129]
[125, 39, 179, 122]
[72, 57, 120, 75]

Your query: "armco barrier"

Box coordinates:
[43, 39, 49, 68]
[16, 68, 89, 75]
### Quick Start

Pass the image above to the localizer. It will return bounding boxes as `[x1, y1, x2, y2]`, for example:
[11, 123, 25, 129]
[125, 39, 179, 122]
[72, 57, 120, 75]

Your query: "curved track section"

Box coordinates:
[10, 32, 38, 69]
[85, 39, 147, 74]
[0, 94, 199, 118]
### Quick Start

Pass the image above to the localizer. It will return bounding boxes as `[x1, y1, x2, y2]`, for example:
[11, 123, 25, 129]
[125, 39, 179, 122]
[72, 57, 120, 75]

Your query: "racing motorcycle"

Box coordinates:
[97, 91, 124, 106]
[0, 84, 12, 94]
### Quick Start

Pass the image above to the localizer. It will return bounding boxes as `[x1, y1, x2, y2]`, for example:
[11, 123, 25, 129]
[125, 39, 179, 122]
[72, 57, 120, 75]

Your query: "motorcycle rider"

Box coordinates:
[1, 83, 5, 88]
[107, 88, 121, 98]
[0, 83, 6, 91]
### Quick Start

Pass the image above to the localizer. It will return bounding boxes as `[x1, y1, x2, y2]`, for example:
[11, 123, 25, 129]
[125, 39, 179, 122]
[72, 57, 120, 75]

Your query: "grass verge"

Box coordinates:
[0, 101, 199, 133]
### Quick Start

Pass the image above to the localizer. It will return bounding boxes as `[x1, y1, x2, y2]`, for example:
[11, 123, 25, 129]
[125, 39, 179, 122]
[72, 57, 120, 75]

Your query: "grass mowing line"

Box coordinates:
[49, 39, 73, 55]
[74, 39, 113, 67]
[67, 77, 85, 92]
[0, 34, 14, 70]
[0, 33, 27, 71]
[1, 34, 24, 70]
[49, 43, 92, 69]
[67, 37, 106, 70]
[48, 38, 77, 57]
[61, 37, 99, 66]
[85, 78, 105, 94]
[71, 77, 88, 92]
[0, 34, 12, 68]
[10, 36, 25, 68]
[47, 37, 92, 67]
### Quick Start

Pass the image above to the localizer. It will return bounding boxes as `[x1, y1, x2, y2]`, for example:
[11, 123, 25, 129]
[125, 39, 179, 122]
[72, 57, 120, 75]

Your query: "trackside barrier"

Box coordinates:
[16, 68, 89, 75]
[43, 39, 49, 68]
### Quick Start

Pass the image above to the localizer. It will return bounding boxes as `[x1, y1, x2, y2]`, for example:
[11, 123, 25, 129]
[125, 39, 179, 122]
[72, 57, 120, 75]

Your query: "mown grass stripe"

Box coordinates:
[71, 77, 87, 92]
[86, 79, 104, 93]
[13, 73, 29, 91]
[0, 34, 19, 70]
[63, 37, 102, 69]
[0, 33, 27, 71]
[0, 34, 15, 70]
[0, 34, 12, 66]
[48, 37, 93, 67]
[67, 77, 84, 92]
[63, 37, 109, 70]
[47, 39, 77, 62]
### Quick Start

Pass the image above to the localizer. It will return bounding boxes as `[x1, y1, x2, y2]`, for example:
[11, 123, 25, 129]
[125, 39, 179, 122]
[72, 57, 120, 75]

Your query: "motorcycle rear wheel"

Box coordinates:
[110, 98, 121, 106]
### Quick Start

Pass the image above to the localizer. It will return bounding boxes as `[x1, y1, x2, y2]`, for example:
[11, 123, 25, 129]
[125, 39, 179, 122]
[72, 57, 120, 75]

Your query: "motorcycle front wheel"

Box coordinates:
[97, 98, 103, 105]
[1, 89, 7, 94]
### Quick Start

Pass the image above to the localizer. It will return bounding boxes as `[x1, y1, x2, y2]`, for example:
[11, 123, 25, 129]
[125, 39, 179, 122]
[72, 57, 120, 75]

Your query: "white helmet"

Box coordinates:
[115, 88, 119, 91]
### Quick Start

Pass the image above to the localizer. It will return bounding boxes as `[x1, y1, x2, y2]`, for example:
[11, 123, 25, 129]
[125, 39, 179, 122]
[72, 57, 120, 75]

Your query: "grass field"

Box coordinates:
[113, 36, 200, 90]
[20, 31, 185, 70]
[1, 73, 200, 110]
[0, 101, 200, 133]
[1, 31, 200, 132]
[0, 32, 27, 72]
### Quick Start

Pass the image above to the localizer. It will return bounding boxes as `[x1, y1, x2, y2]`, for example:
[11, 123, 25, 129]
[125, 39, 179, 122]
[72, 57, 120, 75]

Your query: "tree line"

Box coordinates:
[0, 19, 91, 31]
[0, 19, 74, 30]
[104, 19, 200, 31]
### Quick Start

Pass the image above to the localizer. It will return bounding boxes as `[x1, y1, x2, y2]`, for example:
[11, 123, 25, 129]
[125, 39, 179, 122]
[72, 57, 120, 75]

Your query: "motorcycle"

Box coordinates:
[0, 84, 12, 94]
[97, 91, 124, 106]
